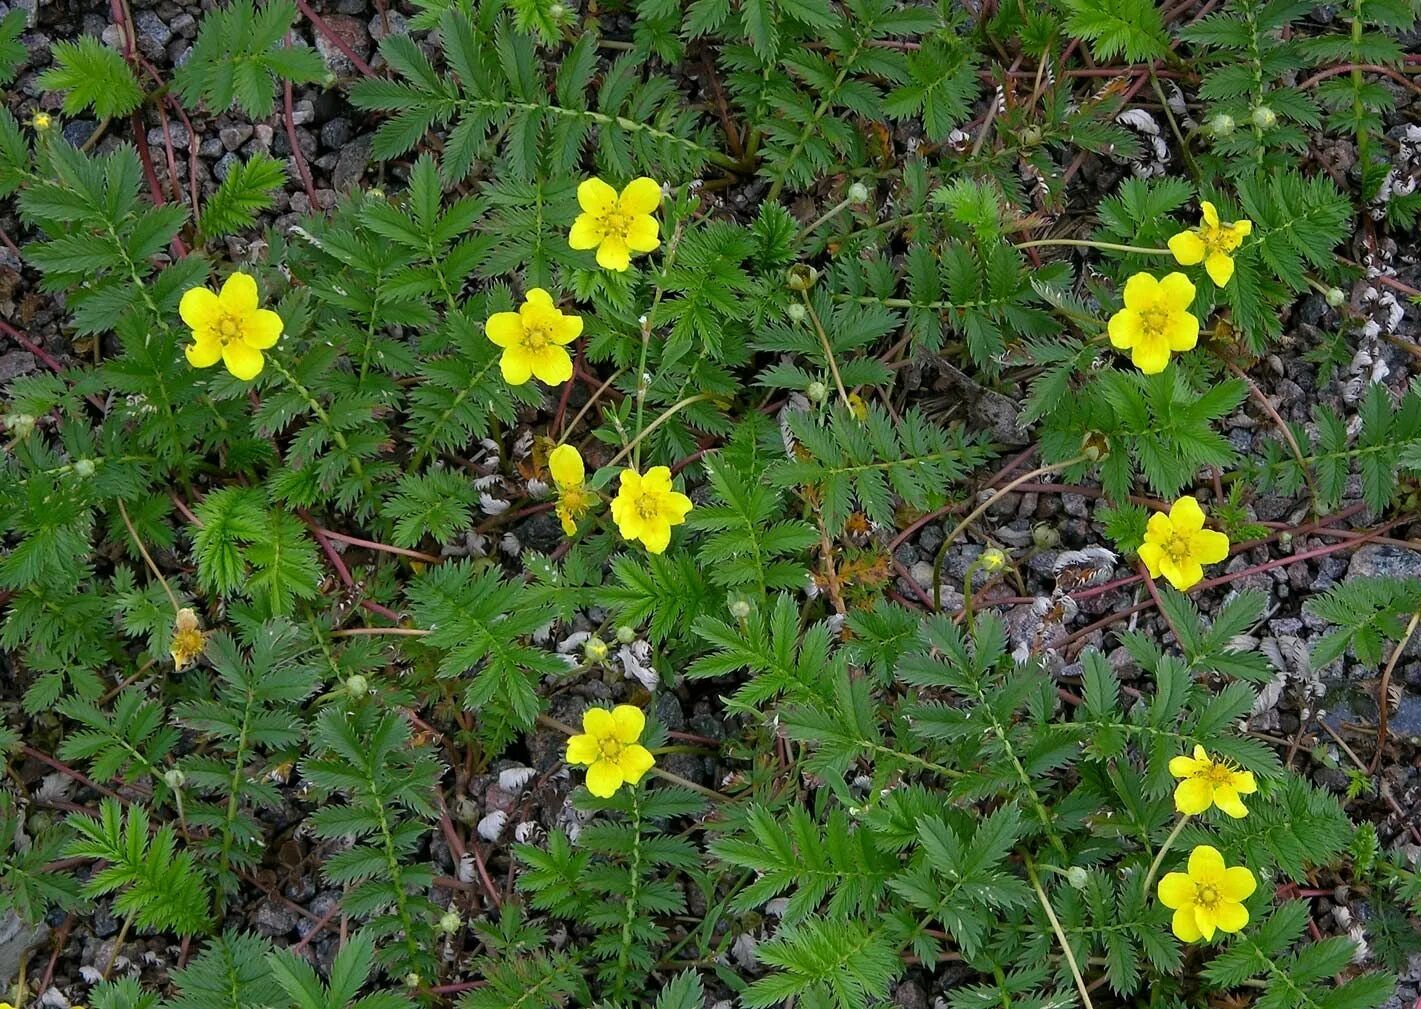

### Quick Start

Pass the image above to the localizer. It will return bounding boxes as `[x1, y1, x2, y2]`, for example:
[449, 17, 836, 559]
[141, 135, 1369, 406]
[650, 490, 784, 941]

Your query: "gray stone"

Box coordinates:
[332, 135, 373, 190]
[252, 899, 298, 937]
[893, 980, 928, 1009]
[312, 14, 370, 76]
[369, 10, 408, 40]
[0, 911, 48, 988]
[320, 117, 352, 149]
[133, 10, 172, 58]
[220, 124, 253, 151]
[213, 152, 240, 182]
[0, 350, 35, 382]
[1348, 544, 1421, 581]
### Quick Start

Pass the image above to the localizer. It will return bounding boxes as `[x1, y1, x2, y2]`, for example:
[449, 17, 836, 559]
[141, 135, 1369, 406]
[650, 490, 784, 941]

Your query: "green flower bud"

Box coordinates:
[1325, 287, 1346, 308]
[584, 636, 609, 662]
[980, 548, 1007, 572]
[729, 598, 752, 619]
[164, 768, 186, 789]
[5, 413, 35, 438]
[345, 673, 369, 697]
[1020, 125, 1043, 146]
[72, 458, 96, 478]
[785, 265, 818, 292]
[1208, 113, 1235, 137]
[786, 302, 807, 323]
[806, 380, 828, 403]
[847, 181, 870, 203]
[404, 972, 421, 989]
[1251, 105, 1277, 129]
[1066, 866, 1089, 889]
[616, 625, 636, 644]
[1031, 523, 1060, 549]
[438, 909, 462, 934]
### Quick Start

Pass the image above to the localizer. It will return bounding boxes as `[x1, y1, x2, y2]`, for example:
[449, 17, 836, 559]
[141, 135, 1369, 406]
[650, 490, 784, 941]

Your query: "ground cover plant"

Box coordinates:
[2, 0, 1421, 1006]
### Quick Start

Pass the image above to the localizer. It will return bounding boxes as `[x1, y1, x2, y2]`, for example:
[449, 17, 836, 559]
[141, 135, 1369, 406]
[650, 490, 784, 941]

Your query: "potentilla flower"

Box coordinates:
[32, 111, 53, 132]
[549, 443, 593, 536]
[169, 607, 206, 670]
[1168, 202, 1253, 287]
[1107, 272, 1199, 375]
[609, 466, 693, 554]
[1169, 744, 1257, 818]
[1137, 495, 1230, 592]
[485, 288, 582, 386]
[1158, 844, 1256, 942]
[565, 704, 655, 798]
[568, 177, 662, 272]
[180, 271, 283, 381]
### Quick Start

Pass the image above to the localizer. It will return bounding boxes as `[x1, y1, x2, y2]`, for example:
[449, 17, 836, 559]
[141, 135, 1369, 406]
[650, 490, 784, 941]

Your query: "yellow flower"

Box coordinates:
[565, 704, 656, 797]
[1169, 744, 1257, 818]
[549, 443, 593, 536]
[1168, 202, 1253, 287]
[169, 608, 206, 670]
[568, 177, 662, 272]
[32, 111, 53, 131]
[1106, 272, 1198, 375]
[1158, 845, 1256, 942]
[846, 392, 869, 421]
[1137, 495, 1230, 591]
[609, 466, 693, 554]
[485, 288, 582, 386]
[179, 272, 283, 381]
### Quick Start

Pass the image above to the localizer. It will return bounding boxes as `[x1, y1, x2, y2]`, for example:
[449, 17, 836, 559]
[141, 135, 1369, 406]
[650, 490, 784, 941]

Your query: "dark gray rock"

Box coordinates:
[1348, 544, 1421, 581]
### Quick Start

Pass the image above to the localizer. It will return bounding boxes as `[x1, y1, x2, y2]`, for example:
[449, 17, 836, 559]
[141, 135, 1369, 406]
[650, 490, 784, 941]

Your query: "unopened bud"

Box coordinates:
[806, 380, 828, 403]
[32, 111, 52, 132]
[1020, 125, 1043, 146]
[72, 458, 96, 477]
[6, 413, 35, 437]
[584, 636, 608, 662]
[1325, 287, 1346, 308]
[548, 1, 568, 15]
[786, 302, 807, 322]
[1251, 105, 1276, 129]
[345, 674, 369, 697]
[438, 909, 461, 934]
[1031, 522, 1060, 549]
[980, 548, 1007, 572]
[847, 181, 870, 203]
[164, 768, 186, 789]
[616, 625, 636, 644]
[404, 973, 421, 989]
[729, 598, 752, 619]
[1208, 113, 1235, 137]
[1080, 431, 1110, 462]
[1066, 866, 1089, 889]
[785, 265, 818, 292]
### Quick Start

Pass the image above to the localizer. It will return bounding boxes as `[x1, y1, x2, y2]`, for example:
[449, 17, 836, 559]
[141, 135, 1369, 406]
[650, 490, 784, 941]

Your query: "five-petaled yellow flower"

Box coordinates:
[549, 443, 593, 536]
[1107, 272, 1199, 375]
[1168, 202, 1253, 288]
[1137, 495, 1229, 592]
[565, 704, 655, 798]
[1158, 844, 1256, 942]
[169, 607, 206, 671]
[485, 289, 582, 386]
[1170, 745, 1256, 818]
[180, 272, 284, 381]
[610, 466, 693, 554]
[569, 177, 662, 272]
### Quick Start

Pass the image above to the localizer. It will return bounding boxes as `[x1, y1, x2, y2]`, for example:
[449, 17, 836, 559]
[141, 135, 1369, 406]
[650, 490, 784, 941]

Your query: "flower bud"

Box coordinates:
[980, 548, 1007, 572]
[1208, 113, 1235, 137]
[846, 181, 870, 203]
[786, 302, 807, 323]
[32, 111, 52, 132]
[729, 598, 752, 619]
[345, 673, 369, 697]
[548, 1, 568, 16]
[584, 636, 609, 662]
[1325, 287, 1346, 308]
[1020, 125, 1043, 146]
[806, 380, 828, 403]
[785, 265, 818, 292]
[1031, 522, 1060, 549]
[5, 413, 35, 438]
[404, 972, 421, 989]
[616, 624, 636, 644]
[1251, 105, 1277, 129]
[438, 909, 462, 934]
[1066, 866, 1089, 889]
[1080, 431, 1110, 462]
[367, 187, 386, 201]
[164, 768, 186, 789]
[72, 458, 96, 478]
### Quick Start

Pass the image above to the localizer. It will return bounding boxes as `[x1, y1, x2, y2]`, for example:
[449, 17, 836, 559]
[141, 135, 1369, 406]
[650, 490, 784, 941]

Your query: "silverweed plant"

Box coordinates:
[2, 0, 1420, 1007]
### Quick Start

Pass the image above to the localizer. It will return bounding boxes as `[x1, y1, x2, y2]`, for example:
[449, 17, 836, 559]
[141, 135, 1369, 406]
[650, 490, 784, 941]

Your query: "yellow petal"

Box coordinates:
[664, 491, 693, 522]
[1145, 512, 1175, 543]
[1172, 907, 1204, 943]
[179, 286, 220, 330]
[617, 743, 655, 783]
[1193, 528, 1230, 565]
[1220, 866, 1257, 902]
[1165, 309, 1200, 352]
[585, 759, 624, 798]
[614, 506, 645, 544]
[525, 287, 554, 308]
[1200, 201, 1219, 228]
[1168, 754, 1201, 779]
[218, 271, 260, 314]
[577, 177, 618, 214]
[1213, 785, 1248, 818]
[568, 213, 602, 250]
[639, 519, 672, 554]
[1194, 905, 1218, 941]
[566, 733, 599, 766]
[595, 236, 631, 272]
[618, 468, 643, 496]
[185, 333, 222, 368]
[1122, 272, 1158, 311]
[221, 341, 263, 381]
[485, 312, 522, 348]
[1231, 219, 1252, 238]
[530, 346, 573, 386]
[1231, 769, 1257, 795]
[558, 508, 577, 536]
[1205, 251, 1234, 287]
[1187, 845, 1226, 882]
[618, 177, 663, 215]
[1169, 496, 1206, 534]
[1157, 872, 1196, 909]
[1168, 230, 1207, 266]
[1158, 272, 1196, 312]
[1174, 777, 1214, 815]
[245, 309, 283, 349]
[1164, 557, 1203, 591]
[1108, 309, 1142, 349]
[499, 347, 533, 385]
[624, 214, 661, 253]
[582, 706, 615, 737]
[1138, 541, 1165, 578]
[610, 704, 645, 743]
[1131, 336, 1171, 375]
[1213, 900, 1248, 933]
[548, 444, 584, 488]
[553, 312, 583, 345]
[641, 466, 673, 492]
[1193, 744, 1209, 761]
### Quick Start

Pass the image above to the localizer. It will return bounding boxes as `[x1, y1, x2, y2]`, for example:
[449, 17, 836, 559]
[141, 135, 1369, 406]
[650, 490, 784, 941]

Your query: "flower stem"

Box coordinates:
[606, 393, 716, 470]
[800, 290, 851, 410]
[1013, 238, 1172, 256]
[1143, 813, 1191, 895]
[1023, 854, 1095, 1009]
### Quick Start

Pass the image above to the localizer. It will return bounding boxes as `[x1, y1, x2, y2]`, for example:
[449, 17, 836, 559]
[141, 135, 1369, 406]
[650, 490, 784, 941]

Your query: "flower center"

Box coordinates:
[599, 206, 631, 239]
[598, 737, 624, 760]
[214, 312, 243, 345]
[634, 492, 661, 520]
[1195, 883, 1220, 909]
[520, 321, 554, 352]
[1163, 532, 1192, 563]
[1198, 761, 1237, 786]
[1139, 305, 1172, 337]
[560, 486, 590, 513]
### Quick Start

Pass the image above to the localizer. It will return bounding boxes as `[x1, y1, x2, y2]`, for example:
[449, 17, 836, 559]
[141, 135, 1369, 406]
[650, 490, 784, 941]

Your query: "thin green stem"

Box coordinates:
[800, 291, 851, 409]
[1023, 854, 1095, 1009]
[1142, 813, 1191, 896]
[1013, 238, 1171, 255]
